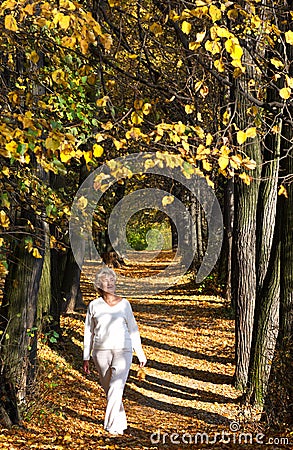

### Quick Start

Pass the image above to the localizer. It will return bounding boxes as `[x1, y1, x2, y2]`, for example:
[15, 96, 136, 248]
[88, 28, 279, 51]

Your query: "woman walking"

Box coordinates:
[83, 267, 147, 435]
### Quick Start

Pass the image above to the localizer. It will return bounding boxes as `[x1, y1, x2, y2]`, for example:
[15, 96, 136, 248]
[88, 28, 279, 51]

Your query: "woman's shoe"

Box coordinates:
[108, 429, 124, 436]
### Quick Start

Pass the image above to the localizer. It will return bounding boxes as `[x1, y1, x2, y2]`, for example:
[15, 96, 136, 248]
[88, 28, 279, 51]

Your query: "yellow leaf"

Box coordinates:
[32, 248, 42, 259]
[200, 85, 209, 97]
[29, 51, 39, 64]
[144, 159, 155, 170]
[194, 80, 203, 92]
[93, 144, 104, 157]
[131, 111, 143, 125]
[185, 104, 194, 114]
[182, 21, 192, 34]
[242, 158, 257, 170]
[101, 121, 113, 130]
[195, 0, 209, 6]
[60, 0, 76, 10]
[137, 368, 146, 381]
[113, 138, 126, 150]
[77, 196, 88, 209]
[202, 159, 212, 171]
[270, 58, 284, 69]
[2, 167, 10, 176]
[225, 39, 243, 59]
[278, 185, 288, 198]
[61, 36, 76, 48]
[218, 156, 229, 170]
[239, 172, 251, 185]
[230, 154, 242, 169]
[53, 12, 64, 26]
[60, 147, 74, 163]
[169, 10, 181, 21]
[149, 22, 163, 36]
[285, 30, 293, 45]
[45, 137, 60, 151]
[59, 15, 71, 29]
[5, 140, 18, 153]
[109, 0, 120, 6]
[4, 14, 18, 32]
[237, 130, 247, 145]
[209, 4, 221, 22]
[1, 1, 17, 12]
[222, 110, 230, 125]
[125, 127, 142, 140]
[279, 87, 291, 99]
[142, 103, 152, 115]
[52, 69, 66, 84]
[100, 33, 112, 50]
[251, 15, 261, 29]
[134, 99, 144, 110]
[7, 91, 19, 105]
[214, 58, 225, 72]
[83, 151, 92, 164]
[24, 3, 34, 14]
[162, 195, 174, 206]
[96, 96, 109, 107]
[0, 210, 10, 228]
[194, 126, 205, 139]
[206, 133, 213, 146]
[181, 139, 189, 151]
[233, 67, 245, 78]
[174, 122, 186, 134]
[63, 435, 72, 443]
[80, 39, 89, 54]
[215, 26, 232, 38]
[245, 127, 257, 138]
[196, 30, 206, 42]
[272, 124, 280, 134]
[205, 175, 214, 188]
[205, 39, 221, 54]
[25, 240, 33, 253]
[0, 238, 4, 247]
[189, 42, 200, 51]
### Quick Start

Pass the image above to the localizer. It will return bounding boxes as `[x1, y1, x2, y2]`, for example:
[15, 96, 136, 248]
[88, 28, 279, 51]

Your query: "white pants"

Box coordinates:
[92, 349, 132, 433]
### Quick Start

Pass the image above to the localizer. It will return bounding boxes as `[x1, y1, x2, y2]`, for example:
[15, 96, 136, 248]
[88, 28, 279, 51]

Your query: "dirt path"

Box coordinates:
[2, 264, 287, 449]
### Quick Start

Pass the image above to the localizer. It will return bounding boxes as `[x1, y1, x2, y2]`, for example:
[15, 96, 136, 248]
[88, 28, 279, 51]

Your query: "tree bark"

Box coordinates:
[218, 179, 234, 304]
[232, 78, 262, 391]
[0, 210, 45, 424]
[61, 249, 85, 313]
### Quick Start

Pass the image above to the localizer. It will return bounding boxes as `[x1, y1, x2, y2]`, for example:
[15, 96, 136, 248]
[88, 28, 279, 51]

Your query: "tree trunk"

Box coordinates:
[0, 210, 45, 424]
[232, 81, 262, 391]
[61, 249, 85, 313]
[48, 230, 67, 335]
[218, 179, 234, 304]
[245, 89, 282, 408]
[170, 217, 178, 250]
[37, 221, 51, 324]
[190, 197, 198, 268]
[246, 212, 280, 407]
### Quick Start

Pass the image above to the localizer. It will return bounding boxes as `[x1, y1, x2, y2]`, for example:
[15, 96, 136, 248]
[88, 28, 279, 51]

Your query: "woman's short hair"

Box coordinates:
[94, 267, 116, 291]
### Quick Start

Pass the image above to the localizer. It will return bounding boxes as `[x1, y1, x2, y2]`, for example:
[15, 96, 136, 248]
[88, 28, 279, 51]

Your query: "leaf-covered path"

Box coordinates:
[1, 264, 288, 449]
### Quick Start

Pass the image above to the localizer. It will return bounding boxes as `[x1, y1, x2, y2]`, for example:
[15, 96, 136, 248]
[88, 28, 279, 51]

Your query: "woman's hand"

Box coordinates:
[83, 360, 90, 374]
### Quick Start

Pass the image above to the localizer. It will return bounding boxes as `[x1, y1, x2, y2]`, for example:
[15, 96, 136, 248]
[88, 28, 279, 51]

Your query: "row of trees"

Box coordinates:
[0, 0, 292, 426]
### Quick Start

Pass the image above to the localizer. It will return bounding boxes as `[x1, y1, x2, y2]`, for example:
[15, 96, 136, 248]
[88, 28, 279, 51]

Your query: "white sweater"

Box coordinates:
[83, 297, 146, 363]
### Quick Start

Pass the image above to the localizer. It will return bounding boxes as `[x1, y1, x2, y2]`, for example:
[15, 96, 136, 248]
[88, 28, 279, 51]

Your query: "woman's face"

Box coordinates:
[100, 275, 116, 293]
